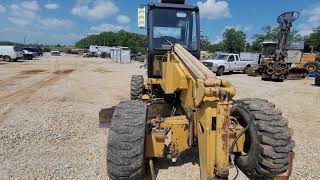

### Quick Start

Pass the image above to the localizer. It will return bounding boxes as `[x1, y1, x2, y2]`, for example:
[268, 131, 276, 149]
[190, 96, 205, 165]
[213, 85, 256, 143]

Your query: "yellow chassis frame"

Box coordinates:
[143, 44, 292, 180]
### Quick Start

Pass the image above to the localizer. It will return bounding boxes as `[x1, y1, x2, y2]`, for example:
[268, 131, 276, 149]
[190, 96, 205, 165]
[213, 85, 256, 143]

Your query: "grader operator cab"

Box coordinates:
[100, 0, 295, 179]
[146, 1, 200, 78]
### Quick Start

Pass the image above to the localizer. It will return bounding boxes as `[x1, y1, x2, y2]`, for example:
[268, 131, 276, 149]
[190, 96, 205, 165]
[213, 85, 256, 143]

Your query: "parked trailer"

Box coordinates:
[89, 45, 112, 56]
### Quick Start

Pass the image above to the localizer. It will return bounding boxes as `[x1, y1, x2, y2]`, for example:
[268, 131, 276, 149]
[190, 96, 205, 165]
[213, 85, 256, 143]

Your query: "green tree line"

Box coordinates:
[201, 26, 320, 53]
[75, 30, 147, 54]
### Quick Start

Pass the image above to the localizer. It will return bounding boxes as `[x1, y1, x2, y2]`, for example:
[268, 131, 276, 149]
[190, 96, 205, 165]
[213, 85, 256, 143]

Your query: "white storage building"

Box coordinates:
[111, 47, 131, 64]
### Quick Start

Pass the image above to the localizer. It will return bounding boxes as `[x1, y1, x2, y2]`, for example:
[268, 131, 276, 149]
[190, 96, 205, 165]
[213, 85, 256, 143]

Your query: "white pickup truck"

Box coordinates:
[202, 53, 260, 76]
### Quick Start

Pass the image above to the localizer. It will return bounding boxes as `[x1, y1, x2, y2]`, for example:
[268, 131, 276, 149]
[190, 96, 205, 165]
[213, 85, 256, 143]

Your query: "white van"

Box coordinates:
[0, 46, 24, 61]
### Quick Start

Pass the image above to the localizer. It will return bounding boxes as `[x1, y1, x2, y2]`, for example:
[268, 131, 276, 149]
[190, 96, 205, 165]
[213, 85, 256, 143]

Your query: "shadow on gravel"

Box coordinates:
[311, 84, 320, 87]
[145, 148, 199, 180]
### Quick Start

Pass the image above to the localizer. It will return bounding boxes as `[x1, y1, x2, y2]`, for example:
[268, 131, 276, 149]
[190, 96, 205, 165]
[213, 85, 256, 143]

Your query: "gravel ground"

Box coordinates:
[0, 54, 319, 180]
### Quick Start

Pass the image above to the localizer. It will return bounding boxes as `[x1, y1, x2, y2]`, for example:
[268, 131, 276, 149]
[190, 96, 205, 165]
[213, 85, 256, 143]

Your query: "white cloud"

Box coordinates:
[90, 23, 125, 33]
[197, 0, 230, 20]
[45, 3, 59, 10]
[224, 24, 253, 32]
[50, 33, 85, 41]
[21, 0, 40, 11]
[71, 0, 118, 20]
[117, 15, 130, 24]
[7, 1, 72, 29]
[298, 4, 320, 36]
[8, 1, 40, 26]
[39, 18, 73, 29]
[0, 4, 6, 13]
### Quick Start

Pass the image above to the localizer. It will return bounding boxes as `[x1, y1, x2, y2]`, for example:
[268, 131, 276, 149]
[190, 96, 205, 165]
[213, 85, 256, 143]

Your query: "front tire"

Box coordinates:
[315, 76, 320, 86]
[216, 66, 224, 76]
[4, 56, 11, 62]
[107, 100, 147, 180]
[231, 98, 294, 179]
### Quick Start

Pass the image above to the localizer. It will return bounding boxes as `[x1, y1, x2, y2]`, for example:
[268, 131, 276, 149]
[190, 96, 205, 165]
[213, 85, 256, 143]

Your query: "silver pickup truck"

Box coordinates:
[202, 53, 260, 76]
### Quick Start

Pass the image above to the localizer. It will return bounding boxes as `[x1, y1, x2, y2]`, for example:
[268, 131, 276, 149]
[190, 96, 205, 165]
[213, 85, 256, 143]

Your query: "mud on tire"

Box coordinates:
[231, 98, 294, 179]
[107, 100, 147, 180]
[130, 75, 144, 100]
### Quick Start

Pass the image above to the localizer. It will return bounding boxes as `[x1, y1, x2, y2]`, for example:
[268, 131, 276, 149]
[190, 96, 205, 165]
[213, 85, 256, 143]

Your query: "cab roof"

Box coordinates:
[148, 3, 199, 11]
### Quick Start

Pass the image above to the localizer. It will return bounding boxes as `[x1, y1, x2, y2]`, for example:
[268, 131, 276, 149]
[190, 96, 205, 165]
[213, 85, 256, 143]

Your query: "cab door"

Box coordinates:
[227, 55, 236, 71]
[234, 55, 242, 70]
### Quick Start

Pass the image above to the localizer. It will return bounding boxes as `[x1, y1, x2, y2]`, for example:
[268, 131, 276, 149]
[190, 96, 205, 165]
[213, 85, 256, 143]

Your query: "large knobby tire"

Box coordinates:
[130, 75, 144, 100]
[304, 61, 320, 73]
[315, 76, 320, 86]
[216, 66, 224, 76]
[231, 98, 294, 179]
[107, 100, 147, 180]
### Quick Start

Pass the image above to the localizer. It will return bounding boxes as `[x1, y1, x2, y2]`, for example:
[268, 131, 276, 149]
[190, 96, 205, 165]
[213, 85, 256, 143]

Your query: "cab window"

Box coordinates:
[228, 55, 235, 62]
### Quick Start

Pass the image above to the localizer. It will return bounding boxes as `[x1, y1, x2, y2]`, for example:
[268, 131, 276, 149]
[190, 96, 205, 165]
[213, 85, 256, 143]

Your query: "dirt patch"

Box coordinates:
[0, 70, 46, 85]
[21, 70, 46, 74]
[93, 68, 113, 73]
[0, 69, 75, 120]
[53, 69, 75, 74]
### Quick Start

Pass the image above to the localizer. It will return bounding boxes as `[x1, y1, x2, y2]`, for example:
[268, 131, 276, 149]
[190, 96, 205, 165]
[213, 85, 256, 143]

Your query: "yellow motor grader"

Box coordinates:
[100, 0, 295, 179]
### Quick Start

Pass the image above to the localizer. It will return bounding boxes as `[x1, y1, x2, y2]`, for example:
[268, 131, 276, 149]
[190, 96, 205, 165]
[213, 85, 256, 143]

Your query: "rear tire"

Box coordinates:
[107, 100, 147, 180]
[130, 75, 144, 100]
[304, 61, 320, 73]
[315, 76, 320, 86]
[231, 98, 294, 179]
[244, 66, 251, 74]
[4, 56, 11, 62]
[216, 66, 224, 76]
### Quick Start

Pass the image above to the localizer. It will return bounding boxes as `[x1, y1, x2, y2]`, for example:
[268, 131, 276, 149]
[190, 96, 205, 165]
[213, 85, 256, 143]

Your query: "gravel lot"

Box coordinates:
[0, 54, 319, 180]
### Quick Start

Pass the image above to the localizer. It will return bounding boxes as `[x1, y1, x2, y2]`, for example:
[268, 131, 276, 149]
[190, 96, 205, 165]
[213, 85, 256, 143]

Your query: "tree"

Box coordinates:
[75, 30, 148, 54]
[304, 27, 320, 52]
[209, 42, 226, 52]
[251, 26, 304, 52]
[288, 30, 303, 41]
[200, 35, 211, 51]
[222, 28, 246, 53]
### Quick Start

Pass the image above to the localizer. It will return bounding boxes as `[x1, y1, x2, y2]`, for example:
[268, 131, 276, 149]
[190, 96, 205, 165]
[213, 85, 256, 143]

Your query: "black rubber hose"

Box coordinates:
[229, 106, 253, 156]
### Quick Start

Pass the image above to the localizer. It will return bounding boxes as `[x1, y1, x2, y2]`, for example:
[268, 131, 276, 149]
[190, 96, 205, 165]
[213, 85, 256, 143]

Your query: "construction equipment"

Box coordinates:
[260, 11, 300, 81]
[100, 1, 295, 179]
[316, 75, 320, 86]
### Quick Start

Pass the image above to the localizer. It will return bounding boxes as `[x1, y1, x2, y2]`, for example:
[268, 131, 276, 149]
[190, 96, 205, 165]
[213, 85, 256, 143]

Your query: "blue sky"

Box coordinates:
[0, 0, 319, 45]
